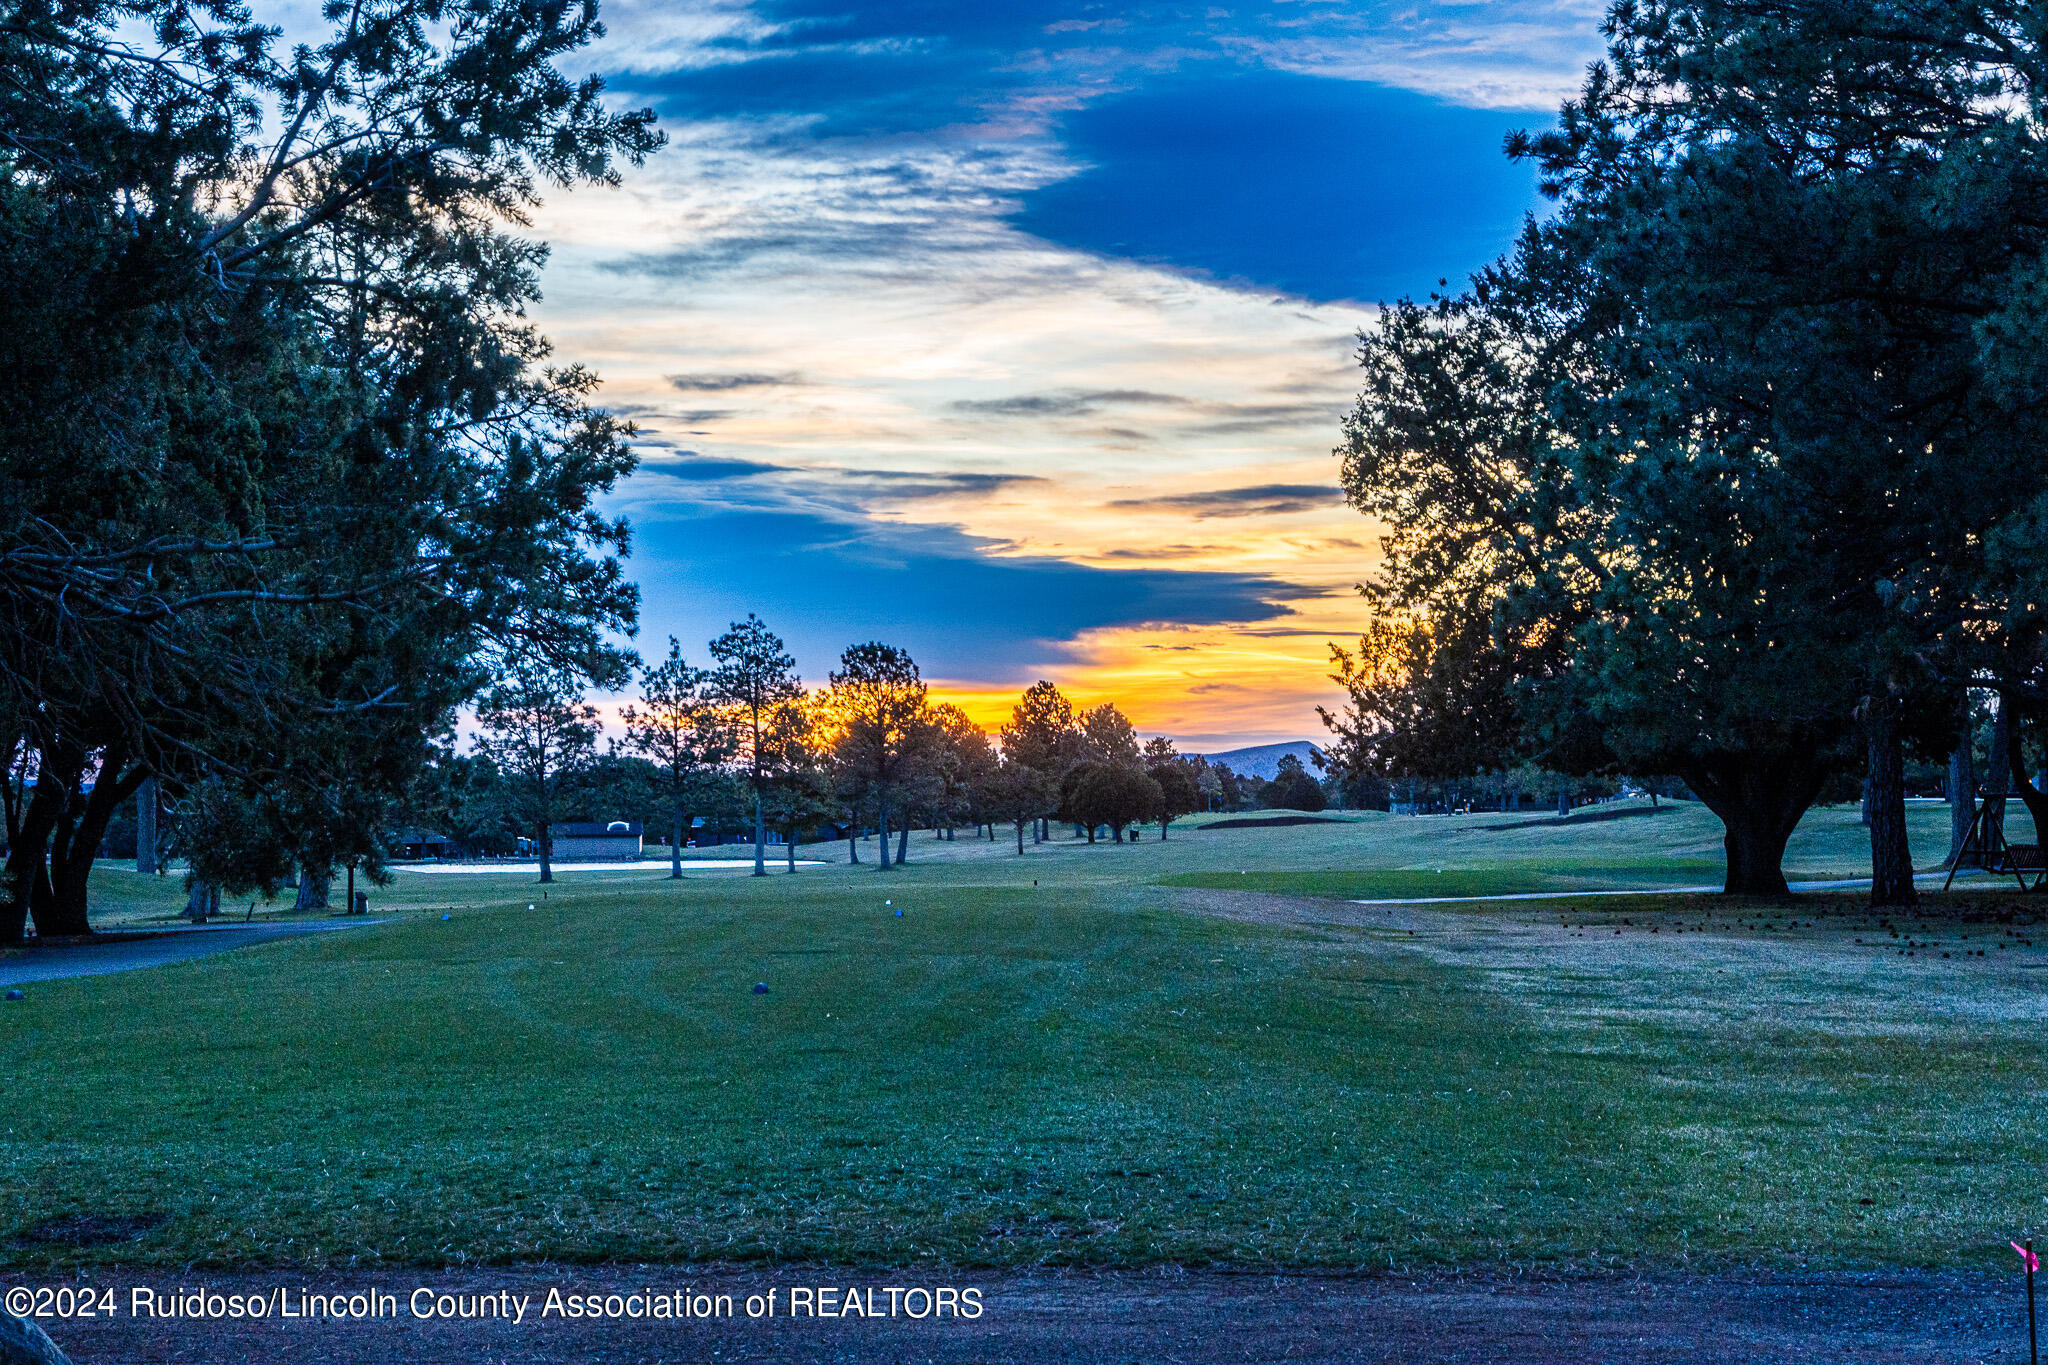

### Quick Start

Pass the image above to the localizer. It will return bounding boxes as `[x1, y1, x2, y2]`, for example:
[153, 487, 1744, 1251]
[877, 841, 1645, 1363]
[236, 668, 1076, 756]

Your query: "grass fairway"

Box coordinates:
[4, 798, 2046, 1272]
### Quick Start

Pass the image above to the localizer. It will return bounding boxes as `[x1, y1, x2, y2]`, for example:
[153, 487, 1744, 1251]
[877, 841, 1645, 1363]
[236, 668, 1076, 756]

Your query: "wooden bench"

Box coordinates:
[1991, 843, 2047, 892]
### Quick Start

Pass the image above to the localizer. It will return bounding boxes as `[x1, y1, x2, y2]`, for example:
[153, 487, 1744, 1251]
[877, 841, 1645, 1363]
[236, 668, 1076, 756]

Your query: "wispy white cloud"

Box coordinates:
[1234, 3, 1607, 110]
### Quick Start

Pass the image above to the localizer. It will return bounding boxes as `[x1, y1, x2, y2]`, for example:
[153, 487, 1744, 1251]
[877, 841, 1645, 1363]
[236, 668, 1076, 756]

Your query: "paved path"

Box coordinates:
[23, 1266, 2017, 1363]
[392, 860, 823, 874]
[0, 921, 380, 988]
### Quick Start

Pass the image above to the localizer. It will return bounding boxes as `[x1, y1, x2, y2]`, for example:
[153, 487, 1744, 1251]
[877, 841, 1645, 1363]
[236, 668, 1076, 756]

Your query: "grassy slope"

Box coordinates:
[3, 798, 2044, 1270]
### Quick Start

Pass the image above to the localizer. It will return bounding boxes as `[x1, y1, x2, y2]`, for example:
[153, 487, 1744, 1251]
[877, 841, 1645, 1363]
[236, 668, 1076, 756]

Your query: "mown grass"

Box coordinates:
[3, 798, 2043, 1271]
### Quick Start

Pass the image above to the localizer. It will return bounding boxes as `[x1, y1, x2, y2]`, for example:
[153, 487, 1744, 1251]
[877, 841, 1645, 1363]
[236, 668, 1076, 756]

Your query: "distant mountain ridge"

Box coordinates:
[1197, 740, 1322, 782]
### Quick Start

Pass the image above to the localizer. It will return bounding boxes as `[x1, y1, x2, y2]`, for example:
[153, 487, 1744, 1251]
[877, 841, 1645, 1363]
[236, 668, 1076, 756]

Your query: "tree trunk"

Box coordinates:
[671, 804, 685, 878]
[1680, 749, 1829, 896]
[787, 827, 797, 873]
[1866, 697, 1916, 907]
[877, 789, 892, 869]
[1556, 789, 1570, 817]
[136, 777, 158, 875]
[2, 780, 65, 942]
[1948, 740, 1977, 868]
[2008, 714, 2048, 852]
[896, 820, 909, 865]
[1015, 817, 1025, 854]
[1160, 817, 1169, 841]
[40, 753, 142, 937]
[294, 866, 331, 911]
[184, 880, 216, 921]
[846, 823, 861, 865]
[751, 790, 766, 877]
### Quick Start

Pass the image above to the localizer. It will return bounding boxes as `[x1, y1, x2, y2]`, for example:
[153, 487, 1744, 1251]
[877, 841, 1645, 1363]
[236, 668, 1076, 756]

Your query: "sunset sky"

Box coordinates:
[529, 1, 1604, 749]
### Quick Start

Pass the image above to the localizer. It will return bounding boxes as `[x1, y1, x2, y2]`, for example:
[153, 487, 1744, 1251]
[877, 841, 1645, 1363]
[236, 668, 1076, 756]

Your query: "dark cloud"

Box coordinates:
[1231, 622, 1350, 637]
[1184, 401, 1341, 435]
[1099, 543, 1228, 560]
[627, 507, 1315, 678]
[667, 372, 804, 391]
[637, 462, 1044, 508]
[950, 389, 1188, 418]
[840, 470, 1050, 501]
[849, 470, 1047, 496]
[1108, 483, 1341, 518]
[604, 209, 991, 283]
[942, 389, 1333, 435]
[652, 457, 792, 481]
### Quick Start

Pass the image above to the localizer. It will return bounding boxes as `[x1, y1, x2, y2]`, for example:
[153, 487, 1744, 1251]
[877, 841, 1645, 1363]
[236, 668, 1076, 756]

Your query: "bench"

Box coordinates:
[1993, 844, 2047, 892]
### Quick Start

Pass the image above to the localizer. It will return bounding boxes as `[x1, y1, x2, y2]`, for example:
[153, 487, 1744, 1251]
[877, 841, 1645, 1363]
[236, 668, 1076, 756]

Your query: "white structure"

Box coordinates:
[549, 821, 644, 861]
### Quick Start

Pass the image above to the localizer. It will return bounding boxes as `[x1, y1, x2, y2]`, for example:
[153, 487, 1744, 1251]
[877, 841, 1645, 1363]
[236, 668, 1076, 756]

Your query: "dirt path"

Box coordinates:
[0, 921, 380, 989]
[18, 1265, 2015, 1363]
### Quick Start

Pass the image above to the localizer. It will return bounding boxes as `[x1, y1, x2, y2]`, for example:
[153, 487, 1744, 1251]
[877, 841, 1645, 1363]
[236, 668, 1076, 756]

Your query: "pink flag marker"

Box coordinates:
[2016, 1240, 2040, 1273]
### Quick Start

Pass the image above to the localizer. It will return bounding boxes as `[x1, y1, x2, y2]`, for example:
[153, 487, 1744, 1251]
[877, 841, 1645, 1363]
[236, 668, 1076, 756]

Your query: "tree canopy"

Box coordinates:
[1327, 0, 2048, 898]
[1, 0, 659, 935]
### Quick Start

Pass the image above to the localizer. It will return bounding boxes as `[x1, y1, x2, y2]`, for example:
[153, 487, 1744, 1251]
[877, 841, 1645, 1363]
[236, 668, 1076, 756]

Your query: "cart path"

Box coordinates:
[20, 1265, 2016, 1363]
[0, 920, 383, 988]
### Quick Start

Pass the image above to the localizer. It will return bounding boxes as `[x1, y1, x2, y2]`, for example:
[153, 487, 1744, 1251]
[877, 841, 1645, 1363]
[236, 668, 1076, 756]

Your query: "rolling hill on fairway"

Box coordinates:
[1201, 740, 1321, 780]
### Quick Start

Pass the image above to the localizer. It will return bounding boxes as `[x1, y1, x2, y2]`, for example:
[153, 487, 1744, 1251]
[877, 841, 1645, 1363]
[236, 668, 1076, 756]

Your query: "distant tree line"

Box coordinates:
[1322, 1, 2048, 904]
[399, 621, 1345, 883]
[71, 614, 1373, 908]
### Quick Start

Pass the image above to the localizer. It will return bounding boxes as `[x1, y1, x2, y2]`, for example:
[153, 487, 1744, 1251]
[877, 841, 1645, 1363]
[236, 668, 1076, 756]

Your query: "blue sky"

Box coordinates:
[1014, 69, 1544, 303]
[525, 0, 1603, 744]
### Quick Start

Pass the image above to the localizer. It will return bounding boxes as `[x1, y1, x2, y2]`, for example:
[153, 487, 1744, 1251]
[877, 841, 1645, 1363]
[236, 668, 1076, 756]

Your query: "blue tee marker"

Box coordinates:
[4, 990, 22, 1002]
[441, 914, 451, 921]
[753, 982, 769, 995]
